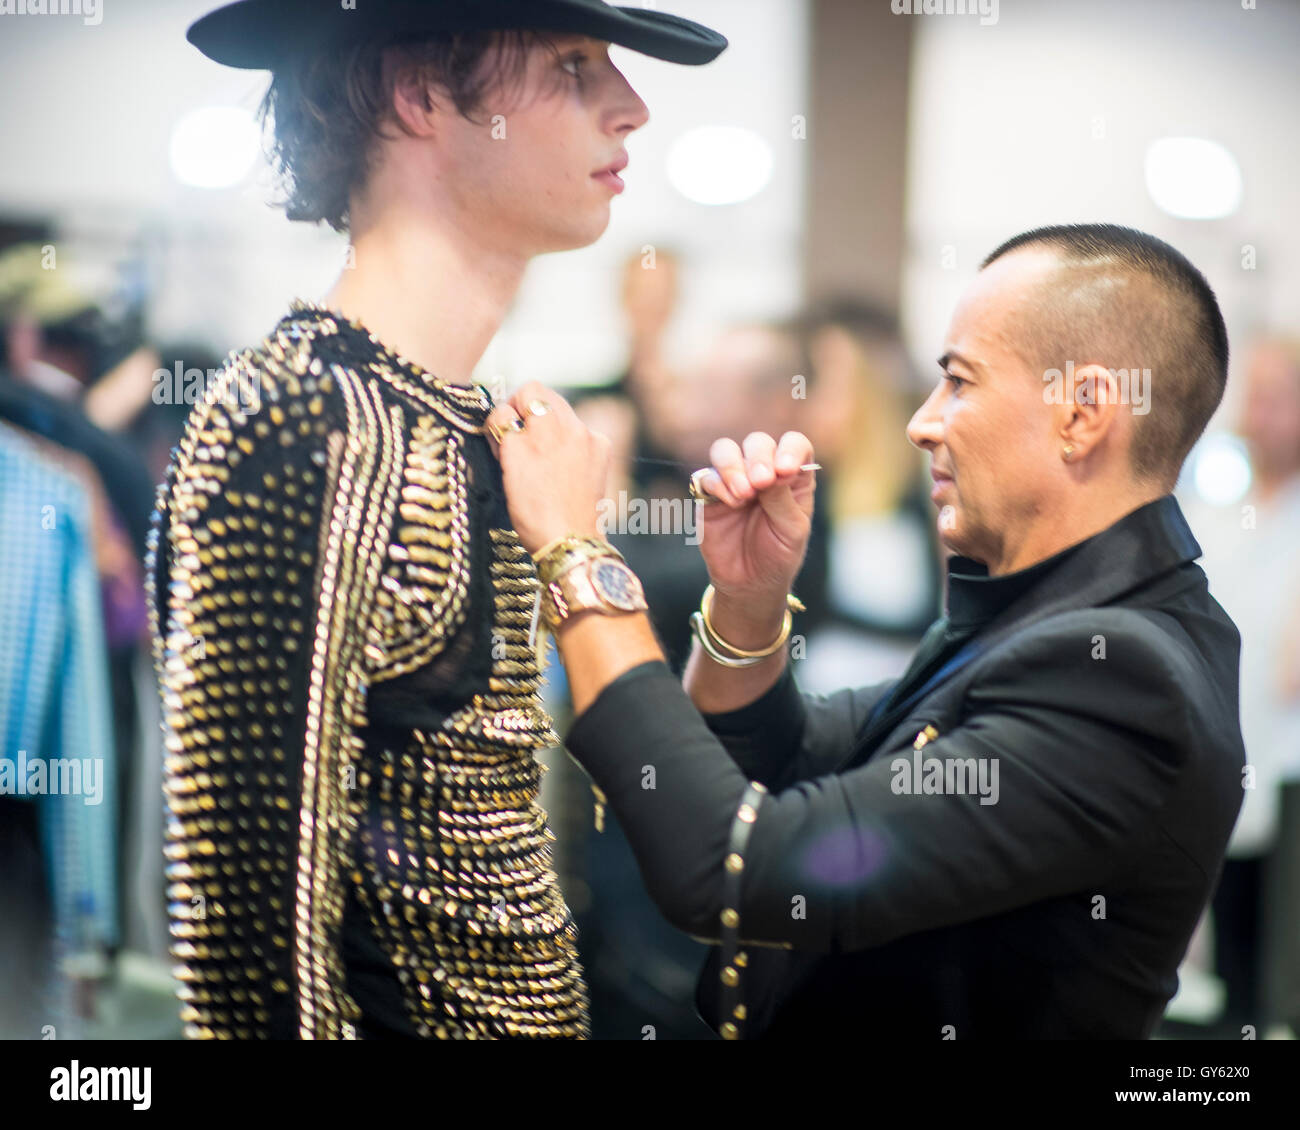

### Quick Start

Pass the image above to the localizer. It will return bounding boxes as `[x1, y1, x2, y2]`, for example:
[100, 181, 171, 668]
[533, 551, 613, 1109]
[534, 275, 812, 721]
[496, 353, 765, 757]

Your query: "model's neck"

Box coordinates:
[324, 211, 529, 387]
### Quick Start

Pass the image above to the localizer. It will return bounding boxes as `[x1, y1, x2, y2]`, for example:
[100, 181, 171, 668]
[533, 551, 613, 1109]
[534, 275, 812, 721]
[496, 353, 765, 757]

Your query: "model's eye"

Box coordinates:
[561, 53, 587, 79]
[943, 371, 967, 389]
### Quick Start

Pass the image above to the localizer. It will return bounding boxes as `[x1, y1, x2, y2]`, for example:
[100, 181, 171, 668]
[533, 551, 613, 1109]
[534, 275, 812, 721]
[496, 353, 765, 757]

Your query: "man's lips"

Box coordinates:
[930, 468, 952, 500]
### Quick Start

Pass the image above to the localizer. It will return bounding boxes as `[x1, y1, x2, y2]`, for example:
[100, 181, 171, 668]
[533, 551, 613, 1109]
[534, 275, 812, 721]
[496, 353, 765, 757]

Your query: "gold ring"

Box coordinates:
[527, 398, 550, 417]
[688, 467, 718, 503]
[487, 416, 523, 444]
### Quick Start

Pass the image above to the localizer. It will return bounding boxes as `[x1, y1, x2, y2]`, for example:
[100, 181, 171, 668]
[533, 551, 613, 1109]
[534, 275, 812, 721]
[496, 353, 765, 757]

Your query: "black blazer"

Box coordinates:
[563, 495, 1246, 1039]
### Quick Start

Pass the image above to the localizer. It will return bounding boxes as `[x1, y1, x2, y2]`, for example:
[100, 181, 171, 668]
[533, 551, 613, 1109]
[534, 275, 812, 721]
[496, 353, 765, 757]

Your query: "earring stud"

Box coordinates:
[1062, 444, 1076, 460]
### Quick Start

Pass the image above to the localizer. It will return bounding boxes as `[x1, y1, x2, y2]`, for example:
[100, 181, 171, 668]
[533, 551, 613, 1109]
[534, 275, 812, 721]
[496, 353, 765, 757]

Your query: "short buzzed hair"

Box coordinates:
[982, 224, 1229, 488]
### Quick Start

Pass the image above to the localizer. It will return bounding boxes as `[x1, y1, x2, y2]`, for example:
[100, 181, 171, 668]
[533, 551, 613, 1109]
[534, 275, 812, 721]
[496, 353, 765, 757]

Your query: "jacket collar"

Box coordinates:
[943, 493, 1203, 638]
[843, 494, 1204, 768]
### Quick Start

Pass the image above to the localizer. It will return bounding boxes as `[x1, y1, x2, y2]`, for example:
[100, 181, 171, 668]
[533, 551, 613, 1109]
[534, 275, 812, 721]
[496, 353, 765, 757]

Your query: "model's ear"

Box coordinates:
[386, 47, 439, 137]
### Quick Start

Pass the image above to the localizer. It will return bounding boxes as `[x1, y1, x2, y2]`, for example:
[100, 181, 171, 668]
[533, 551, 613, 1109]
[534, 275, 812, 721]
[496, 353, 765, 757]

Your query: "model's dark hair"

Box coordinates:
[258, 28, 561, 235]
[981, 223, 1229, 488]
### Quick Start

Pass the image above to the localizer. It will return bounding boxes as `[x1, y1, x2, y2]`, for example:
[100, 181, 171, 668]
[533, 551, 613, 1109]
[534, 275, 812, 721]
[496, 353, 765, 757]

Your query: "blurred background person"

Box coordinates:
[568, 246, 687, 498]
[1179, 335, 1300, 1038]
[0, 422, 118, 1038]
[0, 242, 173, 1028]
[786, 297, 944, 694]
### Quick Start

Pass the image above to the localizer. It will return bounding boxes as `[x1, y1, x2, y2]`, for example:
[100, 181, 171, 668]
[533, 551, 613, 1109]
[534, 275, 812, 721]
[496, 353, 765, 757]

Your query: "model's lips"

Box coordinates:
[594, 152, 629, 177]
[930, 467, 952, 500]
[593, 152, 629, 193]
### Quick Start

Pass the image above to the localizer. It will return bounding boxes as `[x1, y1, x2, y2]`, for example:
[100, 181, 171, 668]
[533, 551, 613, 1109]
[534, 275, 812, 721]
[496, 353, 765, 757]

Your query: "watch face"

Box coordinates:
[590, 558, 644, 611]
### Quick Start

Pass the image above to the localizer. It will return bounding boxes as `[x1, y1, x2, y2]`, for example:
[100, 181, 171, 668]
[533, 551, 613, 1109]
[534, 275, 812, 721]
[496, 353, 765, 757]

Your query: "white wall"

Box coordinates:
[0, 0, 808, 388]
[900, 0, 1300, 429]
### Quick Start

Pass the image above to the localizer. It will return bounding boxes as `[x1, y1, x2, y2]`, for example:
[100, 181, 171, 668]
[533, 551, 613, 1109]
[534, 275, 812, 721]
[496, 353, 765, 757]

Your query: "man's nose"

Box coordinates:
[907, 384, 944, 450]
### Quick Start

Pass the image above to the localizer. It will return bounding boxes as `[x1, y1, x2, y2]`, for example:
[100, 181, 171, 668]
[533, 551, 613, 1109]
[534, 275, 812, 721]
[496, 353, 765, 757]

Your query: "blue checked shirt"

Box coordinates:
[0, 422, 118, 956]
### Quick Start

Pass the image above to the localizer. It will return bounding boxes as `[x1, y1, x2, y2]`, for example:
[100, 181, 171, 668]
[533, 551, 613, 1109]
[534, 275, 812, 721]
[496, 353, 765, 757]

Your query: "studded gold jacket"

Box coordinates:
[146, 300, 589, 1039]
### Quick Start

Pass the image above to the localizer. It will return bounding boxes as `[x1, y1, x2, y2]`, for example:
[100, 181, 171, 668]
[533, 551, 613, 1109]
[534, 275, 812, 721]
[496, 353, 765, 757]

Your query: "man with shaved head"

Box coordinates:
[915, 223, 1229, 574]
[488, 223, 1246, 1039]
[981, 225, 1228, 486]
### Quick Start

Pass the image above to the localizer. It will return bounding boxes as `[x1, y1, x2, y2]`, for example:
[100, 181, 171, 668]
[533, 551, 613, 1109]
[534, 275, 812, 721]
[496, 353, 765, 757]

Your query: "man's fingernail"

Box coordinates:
[779, 456, 797, 471]
[754, 463, 769, 477]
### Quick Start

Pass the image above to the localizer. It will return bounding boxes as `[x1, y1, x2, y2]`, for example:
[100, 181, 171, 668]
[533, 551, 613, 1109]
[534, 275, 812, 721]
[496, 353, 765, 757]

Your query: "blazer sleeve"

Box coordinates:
[699, 662, 895, 790]
[563, 617, 1197, 952]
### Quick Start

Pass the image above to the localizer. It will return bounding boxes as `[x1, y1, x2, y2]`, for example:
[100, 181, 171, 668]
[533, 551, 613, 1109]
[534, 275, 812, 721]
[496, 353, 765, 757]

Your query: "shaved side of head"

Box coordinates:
[982, 224, 1229, 490]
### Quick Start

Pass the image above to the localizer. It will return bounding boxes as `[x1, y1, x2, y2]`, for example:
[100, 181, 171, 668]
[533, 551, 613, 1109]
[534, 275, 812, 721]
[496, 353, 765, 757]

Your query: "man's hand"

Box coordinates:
[681, 431, 816, 713]
[694, 430, 816, 603]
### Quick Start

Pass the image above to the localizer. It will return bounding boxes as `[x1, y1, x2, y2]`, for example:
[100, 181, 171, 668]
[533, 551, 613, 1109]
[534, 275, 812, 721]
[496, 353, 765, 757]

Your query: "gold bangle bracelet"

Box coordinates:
[699, 584, 806, 660]
[690, 611, 766, 668]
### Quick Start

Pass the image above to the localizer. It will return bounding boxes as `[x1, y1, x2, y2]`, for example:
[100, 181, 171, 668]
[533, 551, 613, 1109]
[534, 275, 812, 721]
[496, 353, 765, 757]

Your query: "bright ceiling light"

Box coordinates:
[1145, 137, 1243, 220]
[1192, 433, 1252, 506]
[170, 107, 260, 190]
[666, 126, 773, 207]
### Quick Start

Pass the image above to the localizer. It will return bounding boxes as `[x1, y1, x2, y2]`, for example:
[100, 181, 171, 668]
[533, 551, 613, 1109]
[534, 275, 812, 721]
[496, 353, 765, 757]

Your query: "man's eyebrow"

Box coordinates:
[938, 351, 981, 373]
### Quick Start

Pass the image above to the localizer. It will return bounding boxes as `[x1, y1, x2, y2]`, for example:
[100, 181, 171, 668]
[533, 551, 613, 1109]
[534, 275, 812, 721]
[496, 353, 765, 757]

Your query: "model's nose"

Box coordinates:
[611, 68, 650, 135]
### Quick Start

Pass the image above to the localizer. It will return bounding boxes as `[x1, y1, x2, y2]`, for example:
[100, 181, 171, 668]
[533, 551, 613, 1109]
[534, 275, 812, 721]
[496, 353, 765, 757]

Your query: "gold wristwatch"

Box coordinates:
[544, 555, 648, 628]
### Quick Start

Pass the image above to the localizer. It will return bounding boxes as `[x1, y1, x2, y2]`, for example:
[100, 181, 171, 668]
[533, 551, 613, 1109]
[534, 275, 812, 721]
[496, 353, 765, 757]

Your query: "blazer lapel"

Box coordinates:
[842, 495, 1203, 769]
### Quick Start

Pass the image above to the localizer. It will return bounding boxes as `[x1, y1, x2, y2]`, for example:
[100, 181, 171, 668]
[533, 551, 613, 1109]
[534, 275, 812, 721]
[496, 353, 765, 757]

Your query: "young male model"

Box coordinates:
[149, 0, 726, 1040]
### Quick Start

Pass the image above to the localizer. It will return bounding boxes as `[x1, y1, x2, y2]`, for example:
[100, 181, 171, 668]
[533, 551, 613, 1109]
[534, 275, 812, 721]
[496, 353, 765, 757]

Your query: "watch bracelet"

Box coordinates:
[534, 536, 624, 588]
[541, 554, 644, 628]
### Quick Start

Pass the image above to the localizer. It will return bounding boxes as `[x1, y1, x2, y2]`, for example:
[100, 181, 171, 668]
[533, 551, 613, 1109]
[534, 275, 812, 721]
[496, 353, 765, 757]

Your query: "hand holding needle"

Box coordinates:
[689, 462, 820, 505]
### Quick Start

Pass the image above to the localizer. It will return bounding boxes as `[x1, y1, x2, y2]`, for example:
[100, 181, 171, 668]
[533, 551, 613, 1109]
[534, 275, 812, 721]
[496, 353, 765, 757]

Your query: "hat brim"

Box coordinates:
[187, 0, 727, 70]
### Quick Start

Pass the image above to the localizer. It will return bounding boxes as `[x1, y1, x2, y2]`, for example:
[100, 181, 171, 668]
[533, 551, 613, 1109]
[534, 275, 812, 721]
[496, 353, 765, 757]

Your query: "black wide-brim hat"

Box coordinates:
[188, 0, 727, 69]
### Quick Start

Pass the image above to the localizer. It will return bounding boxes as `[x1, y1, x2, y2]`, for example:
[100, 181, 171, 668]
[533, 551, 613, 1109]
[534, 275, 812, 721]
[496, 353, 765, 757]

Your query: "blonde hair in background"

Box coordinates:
[808, 323, 918, 525]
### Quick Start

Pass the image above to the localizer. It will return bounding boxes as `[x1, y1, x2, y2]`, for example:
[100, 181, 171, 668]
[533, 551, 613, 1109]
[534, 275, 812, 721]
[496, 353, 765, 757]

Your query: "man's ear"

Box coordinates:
[1063, 362, 1123, 454]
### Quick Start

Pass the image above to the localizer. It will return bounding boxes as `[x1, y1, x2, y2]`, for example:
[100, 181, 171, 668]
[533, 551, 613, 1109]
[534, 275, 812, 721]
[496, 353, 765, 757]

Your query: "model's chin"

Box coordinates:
[536, 203, 610, 254]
